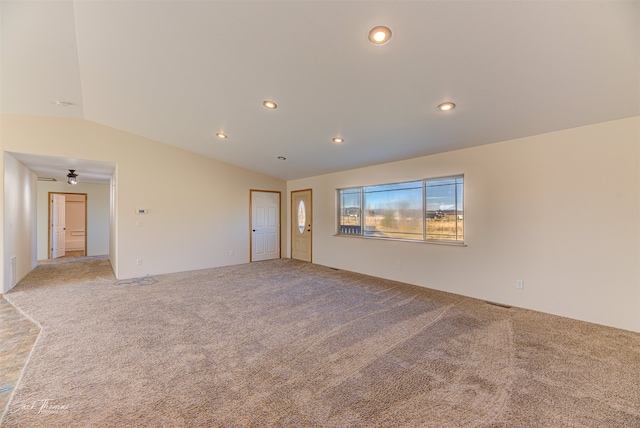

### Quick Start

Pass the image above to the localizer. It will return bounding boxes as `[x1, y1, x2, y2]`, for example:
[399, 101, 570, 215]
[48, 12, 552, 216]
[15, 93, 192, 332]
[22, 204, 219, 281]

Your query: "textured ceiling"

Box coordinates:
[2, 1, 638, 181]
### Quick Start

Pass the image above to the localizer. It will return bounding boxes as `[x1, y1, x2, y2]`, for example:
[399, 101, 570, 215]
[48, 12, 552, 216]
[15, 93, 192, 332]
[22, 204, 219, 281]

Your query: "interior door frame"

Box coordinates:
[290, 188, 312, 262]
[249, 189, 282, 262]
[48, 192, 88, 259]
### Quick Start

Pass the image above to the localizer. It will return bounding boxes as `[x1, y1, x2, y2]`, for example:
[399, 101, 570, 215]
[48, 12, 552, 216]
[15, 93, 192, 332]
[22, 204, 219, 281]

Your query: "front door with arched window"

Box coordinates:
[291, 189, 312, 262]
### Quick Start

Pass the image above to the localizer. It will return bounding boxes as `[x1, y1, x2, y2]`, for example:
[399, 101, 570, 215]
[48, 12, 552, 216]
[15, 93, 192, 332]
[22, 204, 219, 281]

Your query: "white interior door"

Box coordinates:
[51, 194, 66, 259]
[291, 189, 312, 262]
[251, 191, 280, 262]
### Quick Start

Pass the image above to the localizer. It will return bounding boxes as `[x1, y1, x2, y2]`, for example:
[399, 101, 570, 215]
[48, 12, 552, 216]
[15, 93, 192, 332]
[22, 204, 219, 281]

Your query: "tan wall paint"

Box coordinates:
[3, 113, 638, 331]
[287, 117, 640, 332]
[1, 114, 287, 280]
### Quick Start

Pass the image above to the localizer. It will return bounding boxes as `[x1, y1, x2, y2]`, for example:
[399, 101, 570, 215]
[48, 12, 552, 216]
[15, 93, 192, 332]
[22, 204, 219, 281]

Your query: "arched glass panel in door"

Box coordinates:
[297, 200, 306, 234]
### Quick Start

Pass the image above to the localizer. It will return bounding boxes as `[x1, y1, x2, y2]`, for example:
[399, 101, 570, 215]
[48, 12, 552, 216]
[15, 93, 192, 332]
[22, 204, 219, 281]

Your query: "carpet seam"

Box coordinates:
[0, 297, 44, 426]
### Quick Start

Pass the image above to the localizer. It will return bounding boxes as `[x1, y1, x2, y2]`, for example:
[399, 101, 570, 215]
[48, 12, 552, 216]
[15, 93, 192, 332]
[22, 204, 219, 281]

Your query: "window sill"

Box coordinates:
[333, 234, 467, 247]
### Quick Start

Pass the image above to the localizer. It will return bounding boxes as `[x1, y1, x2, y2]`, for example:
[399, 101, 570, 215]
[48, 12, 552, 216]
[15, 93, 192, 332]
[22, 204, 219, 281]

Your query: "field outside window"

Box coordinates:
[337, 175, 463, 243]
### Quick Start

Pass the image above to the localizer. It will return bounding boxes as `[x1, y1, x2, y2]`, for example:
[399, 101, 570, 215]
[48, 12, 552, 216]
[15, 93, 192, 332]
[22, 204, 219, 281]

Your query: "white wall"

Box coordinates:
[3, 153, 38, 294]
[36, 181, 110, 259]
[110, 170, 118, 277]
[1, 114, 287, 280]
[287, 117, 640, 332]
[0, 152, 3, 293]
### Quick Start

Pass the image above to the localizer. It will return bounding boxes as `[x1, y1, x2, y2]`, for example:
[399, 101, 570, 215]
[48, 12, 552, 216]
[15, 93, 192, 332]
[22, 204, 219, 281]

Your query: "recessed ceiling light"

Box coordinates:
[216, 132, 228, 139]
[437, 102, 456, 112]
[52, 101, 74, 107]
[263, 100, 278, 109]
[277, 156, 286, 160]
[368, 26, 392, 45]
[332, 137, 344, 144]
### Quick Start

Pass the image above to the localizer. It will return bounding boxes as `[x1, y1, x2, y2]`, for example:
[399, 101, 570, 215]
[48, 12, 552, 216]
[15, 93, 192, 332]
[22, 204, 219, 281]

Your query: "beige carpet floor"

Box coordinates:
[1, 257, 639, 427]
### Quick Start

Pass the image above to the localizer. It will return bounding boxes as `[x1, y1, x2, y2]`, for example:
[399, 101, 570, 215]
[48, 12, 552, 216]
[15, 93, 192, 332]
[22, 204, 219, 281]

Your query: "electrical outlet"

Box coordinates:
[395, 262, 402, 270]
[516, 280, 524, 290]
[136, 259, 143, 266]
[136, 220, 142, 227]
[229, 249, 234, 256]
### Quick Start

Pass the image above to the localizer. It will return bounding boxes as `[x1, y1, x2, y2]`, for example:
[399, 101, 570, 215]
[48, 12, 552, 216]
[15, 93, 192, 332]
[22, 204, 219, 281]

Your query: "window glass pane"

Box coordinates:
[364, 181, 422, 193]
[338, 188, 361, 234]
[426, 177, 463, 241]
[337, 175, 463, 243]
[363, 181, 423, 240]
[297, 200, 305, 234]
[456, 180, 464, 240]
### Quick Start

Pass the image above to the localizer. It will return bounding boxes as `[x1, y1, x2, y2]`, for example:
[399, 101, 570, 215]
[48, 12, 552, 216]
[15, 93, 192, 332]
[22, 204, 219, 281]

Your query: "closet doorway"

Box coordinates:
[48, 192, 87, 259]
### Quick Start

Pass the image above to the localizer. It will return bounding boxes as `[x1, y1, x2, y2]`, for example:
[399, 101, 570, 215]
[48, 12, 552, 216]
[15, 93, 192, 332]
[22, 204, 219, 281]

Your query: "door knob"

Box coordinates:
[253, 229, 256, 232]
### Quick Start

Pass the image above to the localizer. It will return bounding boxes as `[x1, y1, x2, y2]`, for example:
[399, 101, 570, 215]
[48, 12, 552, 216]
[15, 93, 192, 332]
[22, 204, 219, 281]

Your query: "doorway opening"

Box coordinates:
[48, 192, 87, 259]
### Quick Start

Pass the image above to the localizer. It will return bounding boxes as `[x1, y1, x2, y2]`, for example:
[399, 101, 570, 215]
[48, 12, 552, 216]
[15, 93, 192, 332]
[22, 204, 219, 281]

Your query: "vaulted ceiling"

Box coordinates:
[2, 1, 638, 181]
